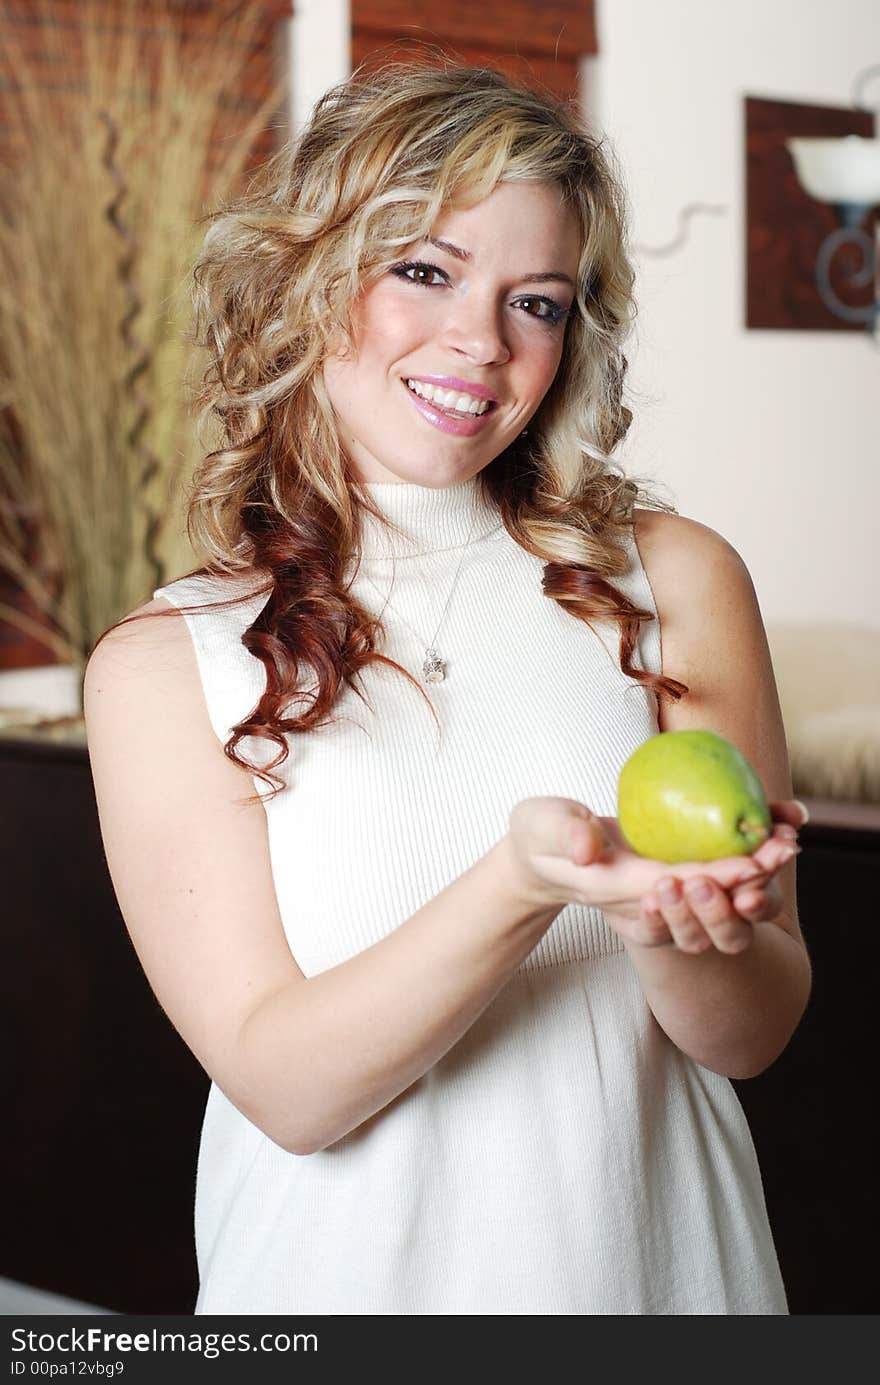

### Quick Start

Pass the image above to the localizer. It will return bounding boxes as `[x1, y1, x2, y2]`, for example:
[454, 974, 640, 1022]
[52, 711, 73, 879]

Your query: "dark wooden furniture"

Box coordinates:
[732, 798, 880, 1315]
[1, 732, 208, 1314]
[2, 733, 877, 1313]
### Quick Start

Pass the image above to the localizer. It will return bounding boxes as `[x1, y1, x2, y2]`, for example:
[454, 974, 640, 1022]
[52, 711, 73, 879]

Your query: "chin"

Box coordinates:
[373, 457, 480, 486]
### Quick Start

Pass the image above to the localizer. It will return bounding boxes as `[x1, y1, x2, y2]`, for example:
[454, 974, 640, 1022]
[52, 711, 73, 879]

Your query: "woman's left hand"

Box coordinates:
[636, 799, 807, 954]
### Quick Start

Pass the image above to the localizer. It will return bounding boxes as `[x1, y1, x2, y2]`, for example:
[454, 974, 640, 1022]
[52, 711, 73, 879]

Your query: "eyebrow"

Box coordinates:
[426, 236, 576, 288]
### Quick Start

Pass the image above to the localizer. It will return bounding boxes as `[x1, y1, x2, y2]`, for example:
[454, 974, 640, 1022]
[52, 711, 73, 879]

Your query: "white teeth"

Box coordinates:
[405, 379, 491, 415]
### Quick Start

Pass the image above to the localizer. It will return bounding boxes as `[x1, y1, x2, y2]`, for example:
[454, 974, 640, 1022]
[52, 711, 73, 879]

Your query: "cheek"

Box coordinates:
[523, 334, 566, 398]
[322, 353, 374, 439]
[356, 283, 431, 359]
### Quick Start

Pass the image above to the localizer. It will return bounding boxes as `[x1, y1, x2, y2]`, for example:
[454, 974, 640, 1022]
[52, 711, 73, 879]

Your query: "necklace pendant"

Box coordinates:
[423, 648, 446, 684]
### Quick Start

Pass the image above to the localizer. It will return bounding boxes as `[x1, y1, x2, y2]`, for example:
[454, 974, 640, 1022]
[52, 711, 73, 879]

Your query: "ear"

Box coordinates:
[324, 324, 353, 361]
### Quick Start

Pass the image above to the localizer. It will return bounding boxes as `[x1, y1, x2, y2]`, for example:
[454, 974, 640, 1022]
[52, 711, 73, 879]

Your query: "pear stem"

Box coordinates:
[739, 820, 770, 844]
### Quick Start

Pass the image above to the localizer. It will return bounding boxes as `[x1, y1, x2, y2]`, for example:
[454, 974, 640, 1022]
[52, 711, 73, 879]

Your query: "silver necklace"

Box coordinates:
[358, 496, 480, 684]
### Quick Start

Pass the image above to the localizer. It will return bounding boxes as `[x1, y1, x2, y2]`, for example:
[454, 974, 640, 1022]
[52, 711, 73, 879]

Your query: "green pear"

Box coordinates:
[617, 730, 771, 863]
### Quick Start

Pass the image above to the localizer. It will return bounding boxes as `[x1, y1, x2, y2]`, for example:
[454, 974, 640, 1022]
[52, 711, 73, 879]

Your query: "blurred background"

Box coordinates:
[1, 0, 877, 1316]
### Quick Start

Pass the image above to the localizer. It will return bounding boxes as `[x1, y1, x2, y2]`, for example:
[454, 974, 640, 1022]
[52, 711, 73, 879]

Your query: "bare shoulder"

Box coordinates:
[86, 569, 269, 675]
[85, 593, 185, 669]
[83, 594, 218, 718]
[82, 590, 235, 799]
[631, 507, 755, 630]
[632, 507, 748, 588]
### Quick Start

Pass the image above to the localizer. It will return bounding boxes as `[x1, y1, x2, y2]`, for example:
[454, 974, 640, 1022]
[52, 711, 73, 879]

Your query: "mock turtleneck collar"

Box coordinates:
[356, 474, 503, 561]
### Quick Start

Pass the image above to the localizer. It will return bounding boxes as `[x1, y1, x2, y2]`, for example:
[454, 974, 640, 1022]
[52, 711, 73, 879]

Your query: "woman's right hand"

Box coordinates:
[505, 795, 800, 948]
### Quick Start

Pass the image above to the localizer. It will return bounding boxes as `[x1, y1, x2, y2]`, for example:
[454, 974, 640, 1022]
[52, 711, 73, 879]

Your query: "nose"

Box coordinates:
[442, 292, 511, 366]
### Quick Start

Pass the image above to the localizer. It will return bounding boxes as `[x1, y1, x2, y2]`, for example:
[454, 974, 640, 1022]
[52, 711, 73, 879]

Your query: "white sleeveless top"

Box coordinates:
[153, 476, 787, 1315]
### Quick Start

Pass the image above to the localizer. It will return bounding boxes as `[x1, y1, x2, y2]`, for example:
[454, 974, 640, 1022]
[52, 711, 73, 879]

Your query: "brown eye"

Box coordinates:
[513, 295, 569, 325]
[391, 261, 449, 288]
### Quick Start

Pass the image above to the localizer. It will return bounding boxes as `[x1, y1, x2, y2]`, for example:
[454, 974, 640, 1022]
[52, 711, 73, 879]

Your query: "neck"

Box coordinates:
[356, 474, 502, 561]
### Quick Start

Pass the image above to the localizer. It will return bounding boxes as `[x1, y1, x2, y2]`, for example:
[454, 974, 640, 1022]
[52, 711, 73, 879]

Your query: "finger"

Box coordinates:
[750, 838, 801, 876]
[731, 876, 785, 924]
[511, 797, 606, 866]
[695, 855, 774, 893]
[667, 875, 752, 954]
[568, 810, 614, 866]
[770, 822, 799, 842]
[634, 900, 675, 948]
[768, 799, 810, 830]
[653, 877, 713, 954]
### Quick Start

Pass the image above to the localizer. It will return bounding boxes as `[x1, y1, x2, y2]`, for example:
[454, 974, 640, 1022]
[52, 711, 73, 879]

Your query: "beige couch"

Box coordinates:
[768, 623, 880, 804]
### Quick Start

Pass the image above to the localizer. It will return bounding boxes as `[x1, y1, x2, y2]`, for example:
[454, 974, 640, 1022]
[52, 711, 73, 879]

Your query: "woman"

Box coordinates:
[84, 63, 810, 1315]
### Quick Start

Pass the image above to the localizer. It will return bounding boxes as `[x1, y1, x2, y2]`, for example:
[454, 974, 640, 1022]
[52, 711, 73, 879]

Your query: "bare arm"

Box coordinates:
[619, 509, 812, 1078]
[237, 835, 555, 1153]
[83, 600, 559, 1157]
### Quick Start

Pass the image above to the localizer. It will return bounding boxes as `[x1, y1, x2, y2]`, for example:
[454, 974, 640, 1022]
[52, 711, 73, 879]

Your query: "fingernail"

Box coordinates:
[778, 824, 798, 840]
[686, 879, 712, 903]
[658, 879, 679, 904]
[793, 800, 810, 825]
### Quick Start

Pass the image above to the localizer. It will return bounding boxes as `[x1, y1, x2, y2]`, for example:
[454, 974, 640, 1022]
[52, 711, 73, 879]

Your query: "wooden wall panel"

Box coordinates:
[746, 95, 877, 331]
[351, 1, 597, 104]
[350, 33, 581, 105]
[0, 1, 292, 169]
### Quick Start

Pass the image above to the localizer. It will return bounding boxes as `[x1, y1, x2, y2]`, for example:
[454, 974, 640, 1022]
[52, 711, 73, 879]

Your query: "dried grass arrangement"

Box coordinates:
[0, 0, 284, 683]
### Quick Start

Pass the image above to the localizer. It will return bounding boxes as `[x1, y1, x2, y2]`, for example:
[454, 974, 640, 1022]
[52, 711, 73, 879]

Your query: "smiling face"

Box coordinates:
[321, 180, 582, 485]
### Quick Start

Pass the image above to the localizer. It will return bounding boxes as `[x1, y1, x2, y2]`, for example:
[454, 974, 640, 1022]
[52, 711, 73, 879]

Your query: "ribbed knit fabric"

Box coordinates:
[153, 475, 788, 1315]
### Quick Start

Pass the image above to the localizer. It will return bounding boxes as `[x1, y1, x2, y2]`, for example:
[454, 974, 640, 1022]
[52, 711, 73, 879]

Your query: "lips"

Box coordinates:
[400, 377, 497, 437]
[404, 374, 498, 404]
[405, 378, 494, 417]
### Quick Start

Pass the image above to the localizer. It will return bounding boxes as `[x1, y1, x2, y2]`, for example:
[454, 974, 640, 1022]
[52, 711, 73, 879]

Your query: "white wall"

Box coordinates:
[592, 0, 880, 629]
[288, 0, 349, 132]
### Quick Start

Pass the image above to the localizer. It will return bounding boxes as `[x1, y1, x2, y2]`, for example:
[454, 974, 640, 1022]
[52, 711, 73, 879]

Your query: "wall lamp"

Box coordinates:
[786, 133, 880, 328]
[785, 64, 879, 332]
